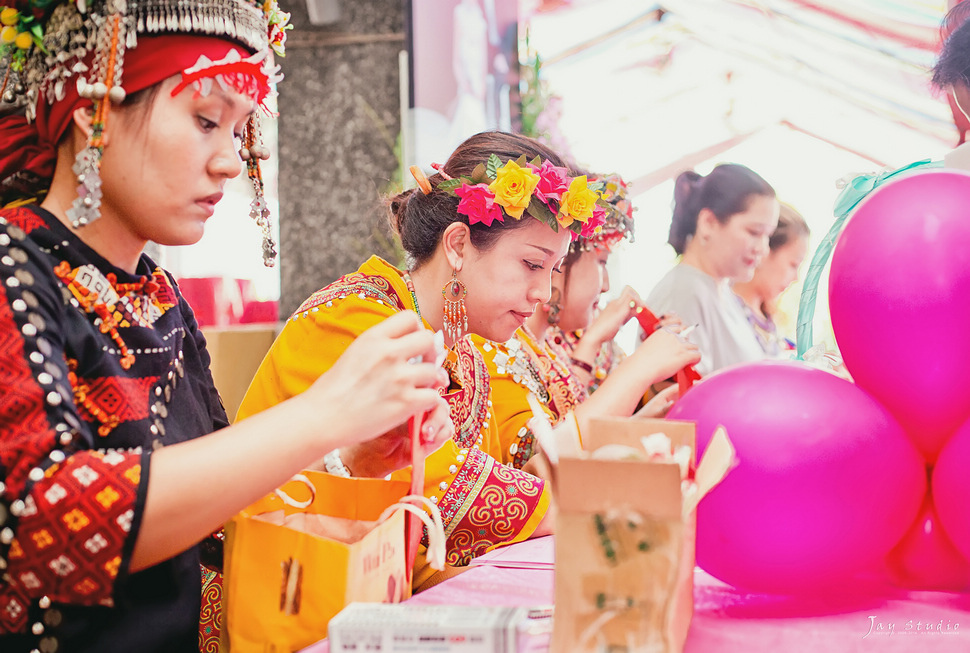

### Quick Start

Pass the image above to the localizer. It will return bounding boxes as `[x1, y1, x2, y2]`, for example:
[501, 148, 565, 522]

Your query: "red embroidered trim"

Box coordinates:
[1, 206, 46, 235]
[3, 450, 142, 631]
[0, 282, 57, 500]
[67, 362, 159, 437]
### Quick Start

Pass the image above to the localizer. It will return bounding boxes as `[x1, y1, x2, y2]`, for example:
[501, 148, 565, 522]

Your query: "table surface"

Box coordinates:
[307, 536, 970, 652]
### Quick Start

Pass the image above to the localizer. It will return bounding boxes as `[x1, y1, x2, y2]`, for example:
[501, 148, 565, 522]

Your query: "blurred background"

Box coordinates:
[169, 0, 957, 356]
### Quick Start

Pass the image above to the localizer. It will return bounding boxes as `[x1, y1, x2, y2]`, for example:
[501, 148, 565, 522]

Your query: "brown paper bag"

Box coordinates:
[551, 417, 731, 653]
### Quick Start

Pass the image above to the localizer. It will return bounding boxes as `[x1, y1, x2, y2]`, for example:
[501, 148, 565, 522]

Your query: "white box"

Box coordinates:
[328, 603, 552, 653]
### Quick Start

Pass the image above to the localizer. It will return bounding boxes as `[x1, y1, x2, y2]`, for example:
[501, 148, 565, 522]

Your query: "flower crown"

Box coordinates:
[579, 172, 636, 250]
[434, 154, 612, 240]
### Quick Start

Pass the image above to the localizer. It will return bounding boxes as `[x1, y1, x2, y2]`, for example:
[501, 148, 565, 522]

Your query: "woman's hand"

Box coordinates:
[633, 384, 680, 419]
[633, 326, 701, 384]
[572, 286, 642, 366]
[340, 395, 454, 478]
[301, 311, 452, 450]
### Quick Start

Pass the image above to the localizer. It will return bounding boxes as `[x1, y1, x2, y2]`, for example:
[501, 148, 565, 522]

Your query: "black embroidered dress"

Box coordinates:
[0, 205, 228, 652]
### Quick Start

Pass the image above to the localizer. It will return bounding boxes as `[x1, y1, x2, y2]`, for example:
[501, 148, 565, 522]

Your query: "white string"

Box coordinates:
[272, 474, 315, 509]
[378, 494, 447, 571]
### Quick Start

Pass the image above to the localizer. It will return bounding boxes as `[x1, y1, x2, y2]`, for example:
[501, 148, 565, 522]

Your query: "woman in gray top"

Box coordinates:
[647, 164, 779, 375]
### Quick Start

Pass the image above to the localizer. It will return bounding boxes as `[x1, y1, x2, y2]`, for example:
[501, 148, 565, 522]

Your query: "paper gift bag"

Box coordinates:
[551, 417, 733, 653]
[223, 471, 442, 652]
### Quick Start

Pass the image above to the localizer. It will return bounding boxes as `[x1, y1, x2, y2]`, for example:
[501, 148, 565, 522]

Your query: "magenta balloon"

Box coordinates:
[668, 361, 925, 594]
[932, 417, 970, 562]
[828, 170, 970, 462]
[886, 491, 970, 592]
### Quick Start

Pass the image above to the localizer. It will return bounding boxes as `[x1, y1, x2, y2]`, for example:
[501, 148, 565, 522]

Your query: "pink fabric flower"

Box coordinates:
[456, 183, 504, 226]
[528, 160, 570, 205]
[581, 204, 608, 238]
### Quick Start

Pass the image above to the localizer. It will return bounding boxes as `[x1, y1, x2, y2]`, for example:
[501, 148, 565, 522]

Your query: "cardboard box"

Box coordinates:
[202, 324, 279, 421]
[551, 418, 733, 653]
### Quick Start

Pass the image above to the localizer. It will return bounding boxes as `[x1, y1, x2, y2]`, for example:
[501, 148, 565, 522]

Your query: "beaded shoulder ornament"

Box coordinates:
[0, 0, 290, 266]
[412, 155, 615, 241]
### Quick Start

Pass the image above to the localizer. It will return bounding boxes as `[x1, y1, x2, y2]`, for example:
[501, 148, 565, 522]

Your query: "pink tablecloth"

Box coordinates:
[306, 536, 970, 652]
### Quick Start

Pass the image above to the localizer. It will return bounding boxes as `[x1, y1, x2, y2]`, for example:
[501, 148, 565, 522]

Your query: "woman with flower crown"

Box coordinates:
[475, 172, 698, 468]
[237, 131, 690, 589]
[0, 1, 453, 650]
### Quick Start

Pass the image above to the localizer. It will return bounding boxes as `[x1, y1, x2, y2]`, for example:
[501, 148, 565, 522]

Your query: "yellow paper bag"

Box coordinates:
[223, 471, 422, 652]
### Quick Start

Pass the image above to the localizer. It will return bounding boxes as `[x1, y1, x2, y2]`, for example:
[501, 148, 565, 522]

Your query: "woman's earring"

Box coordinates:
[442, 270, 468, 340]
[545, 287, 562, 326]
[68, 13, 128, 228]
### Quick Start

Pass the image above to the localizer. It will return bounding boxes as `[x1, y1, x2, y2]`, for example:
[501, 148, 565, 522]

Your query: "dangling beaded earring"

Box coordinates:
[241, 113, 278, 267]
[67, 5, 128, 229]
[441, 270, 468, 341]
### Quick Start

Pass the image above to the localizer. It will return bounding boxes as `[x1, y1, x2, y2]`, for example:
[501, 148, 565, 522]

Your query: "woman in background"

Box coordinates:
[646, 164, 779, 375]
[733, 203, 810, 356]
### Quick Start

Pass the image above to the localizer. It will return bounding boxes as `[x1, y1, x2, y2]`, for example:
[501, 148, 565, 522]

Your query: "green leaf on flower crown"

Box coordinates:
[528, 196, 557, 226]
[588, 181, 606, 193]
[436, 179, 462, 195]
[486, 154, 503, 179]
[529, 155, 542, 167]
[514, 154, 528, 168]
[470, 164, 488, 185]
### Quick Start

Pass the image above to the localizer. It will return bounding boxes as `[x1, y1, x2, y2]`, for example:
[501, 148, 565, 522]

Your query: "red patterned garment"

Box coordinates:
[236, 255, 550, 591]
[0, 206, 228, 653]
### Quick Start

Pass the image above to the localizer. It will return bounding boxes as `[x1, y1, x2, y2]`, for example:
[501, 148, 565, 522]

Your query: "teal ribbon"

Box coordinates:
[795, 158, 942, 358]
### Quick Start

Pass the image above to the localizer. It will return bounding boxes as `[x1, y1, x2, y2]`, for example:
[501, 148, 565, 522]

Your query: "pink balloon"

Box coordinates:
[668, 361, 925, 594]
[932, 417, 970, 562]
[828, 170, 970, 462]
[886, 490, 970, 592]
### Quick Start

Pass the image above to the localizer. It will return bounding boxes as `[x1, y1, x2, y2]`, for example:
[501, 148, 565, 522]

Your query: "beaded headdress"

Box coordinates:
[412, 154, 611, 240]
[571, 172, 635, 252]
[0, 0, 290, 266]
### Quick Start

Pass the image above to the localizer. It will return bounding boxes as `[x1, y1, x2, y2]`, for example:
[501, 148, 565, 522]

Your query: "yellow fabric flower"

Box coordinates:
[488, 160, 541, 220]
[14, 30, 32, 49]
[0, 8, 19, 27]
[558, 175, 599, 227]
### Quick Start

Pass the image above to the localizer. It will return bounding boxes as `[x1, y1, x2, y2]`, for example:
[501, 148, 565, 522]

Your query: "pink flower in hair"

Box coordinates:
[581, 204, 608, 238]
[456, 183, 504, 226]
[528, 160, 570, 205]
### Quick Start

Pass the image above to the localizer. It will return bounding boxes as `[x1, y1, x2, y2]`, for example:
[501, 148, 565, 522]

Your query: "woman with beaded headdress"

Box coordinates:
[236, 132, 699, 589]
[476, 172, 698, 469]
[0, 1, 453, 650]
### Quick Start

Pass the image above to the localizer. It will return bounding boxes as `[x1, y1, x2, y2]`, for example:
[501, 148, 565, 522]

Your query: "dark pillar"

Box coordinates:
[276, 0, 406, 316]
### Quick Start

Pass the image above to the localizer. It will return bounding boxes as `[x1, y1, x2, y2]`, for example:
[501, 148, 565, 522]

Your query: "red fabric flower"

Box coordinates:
[456, 183, 504, 226]
[528, 160, 570, 205]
